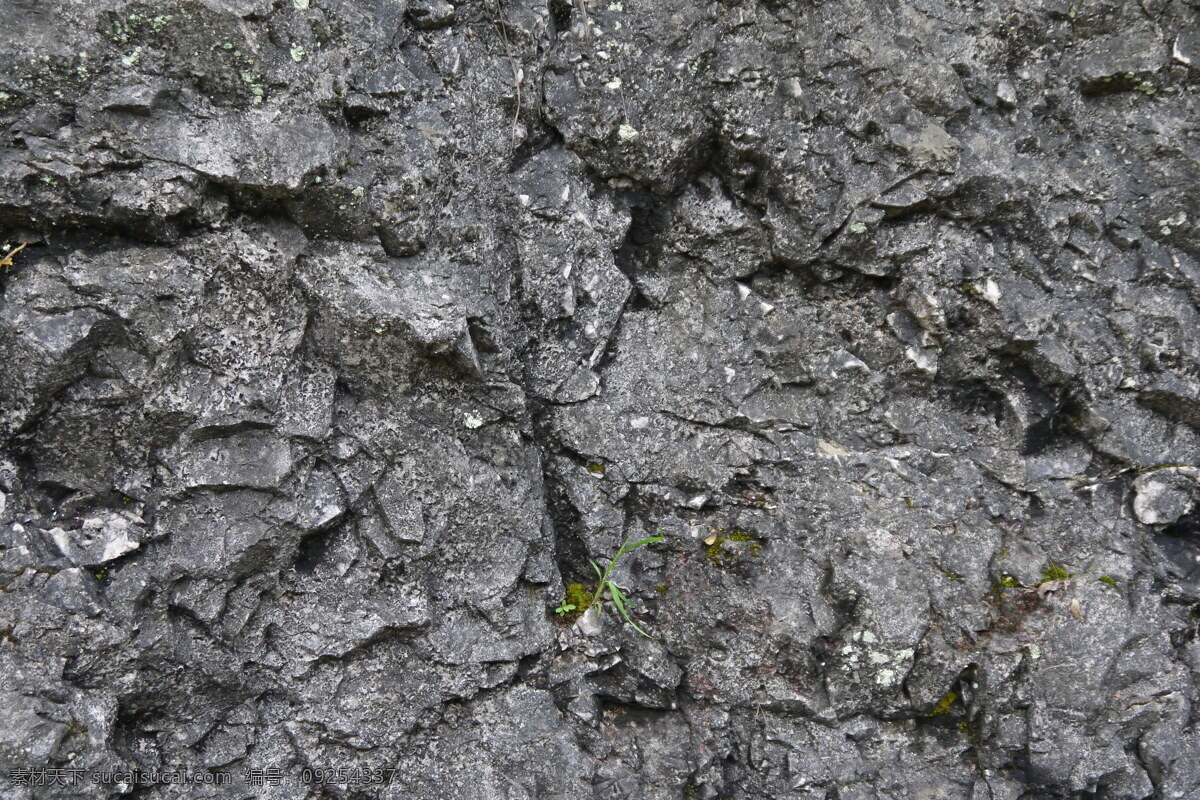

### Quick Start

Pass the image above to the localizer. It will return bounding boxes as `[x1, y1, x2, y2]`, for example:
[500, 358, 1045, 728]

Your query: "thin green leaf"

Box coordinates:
[610, 535, 632, 560]
[609, 583, 628, 616]
[609, 584, 651, 637]
[620, 532, 665, 555]
[589, 559, 604, 580]
[627, 620, 650, 637]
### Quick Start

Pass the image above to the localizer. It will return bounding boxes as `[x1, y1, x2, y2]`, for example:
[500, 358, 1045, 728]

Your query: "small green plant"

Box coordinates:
[556, 582, 594, 623]
[1041, 562, 1072, 583]
[1098, 575, 1118, 589]
[587, 530, 665, 637]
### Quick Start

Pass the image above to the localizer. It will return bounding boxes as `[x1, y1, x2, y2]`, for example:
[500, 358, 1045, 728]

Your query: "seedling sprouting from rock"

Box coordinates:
[578, 530, 664, 637]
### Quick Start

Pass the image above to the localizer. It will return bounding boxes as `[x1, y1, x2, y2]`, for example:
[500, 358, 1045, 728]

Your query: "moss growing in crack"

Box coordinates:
[585, 462, 605, 477]
[556, 582, 594, 623]
[1098, 575, 1118, 589]
[957, 718, 981, 747]
[927, 690, 959, 717]
[705, 528, 762, 567]
[1041, 562, 1072, 583]
[937, 564, 963, 582]
[998, 574, 1020, 589]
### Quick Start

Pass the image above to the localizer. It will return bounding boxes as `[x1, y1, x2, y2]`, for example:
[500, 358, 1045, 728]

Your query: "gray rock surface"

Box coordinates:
[1, 0, 1199, 798]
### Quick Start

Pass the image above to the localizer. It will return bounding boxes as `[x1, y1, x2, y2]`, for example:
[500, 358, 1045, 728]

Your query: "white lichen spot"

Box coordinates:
[607, 1, 623, 9]
[351, 186, 365, 198]
[894, 648, 914, 662]
[912, 123, 956, 162]
[875, 668, 896, 685]
[861, 630, 877, 644]
[290, 43, 307, 62]
[817, 439, 851, 459]
[1158, 212, 1186, 236]
[981, 277, 1001, 307]
[293, 0, 310, 8]
[868, 651, 890, 665]
[121, 47, 142, 66]
[1026, 644, 1042, 660]
[630, 416, 650, 430]
[464, 414, 484, 429]
[849, 221, 868, 235]
[605, 77, 623, 91]
[617, 123, 639, 141]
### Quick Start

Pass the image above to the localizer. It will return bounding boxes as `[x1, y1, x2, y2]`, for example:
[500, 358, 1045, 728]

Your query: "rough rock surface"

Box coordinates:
[1, 0, 1199, 798]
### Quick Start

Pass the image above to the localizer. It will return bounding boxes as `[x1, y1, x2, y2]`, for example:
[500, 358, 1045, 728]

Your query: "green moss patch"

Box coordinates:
[705, 528, 762, 567]
[554, 582, 594, 623]
[1040, 562, 1072, 583]
[927, 690, 959, 717]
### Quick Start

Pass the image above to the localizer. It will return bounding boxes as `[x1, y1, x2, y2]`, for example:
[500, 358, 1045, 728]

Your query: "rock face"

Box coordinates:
[1, 1, 1198, 798]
